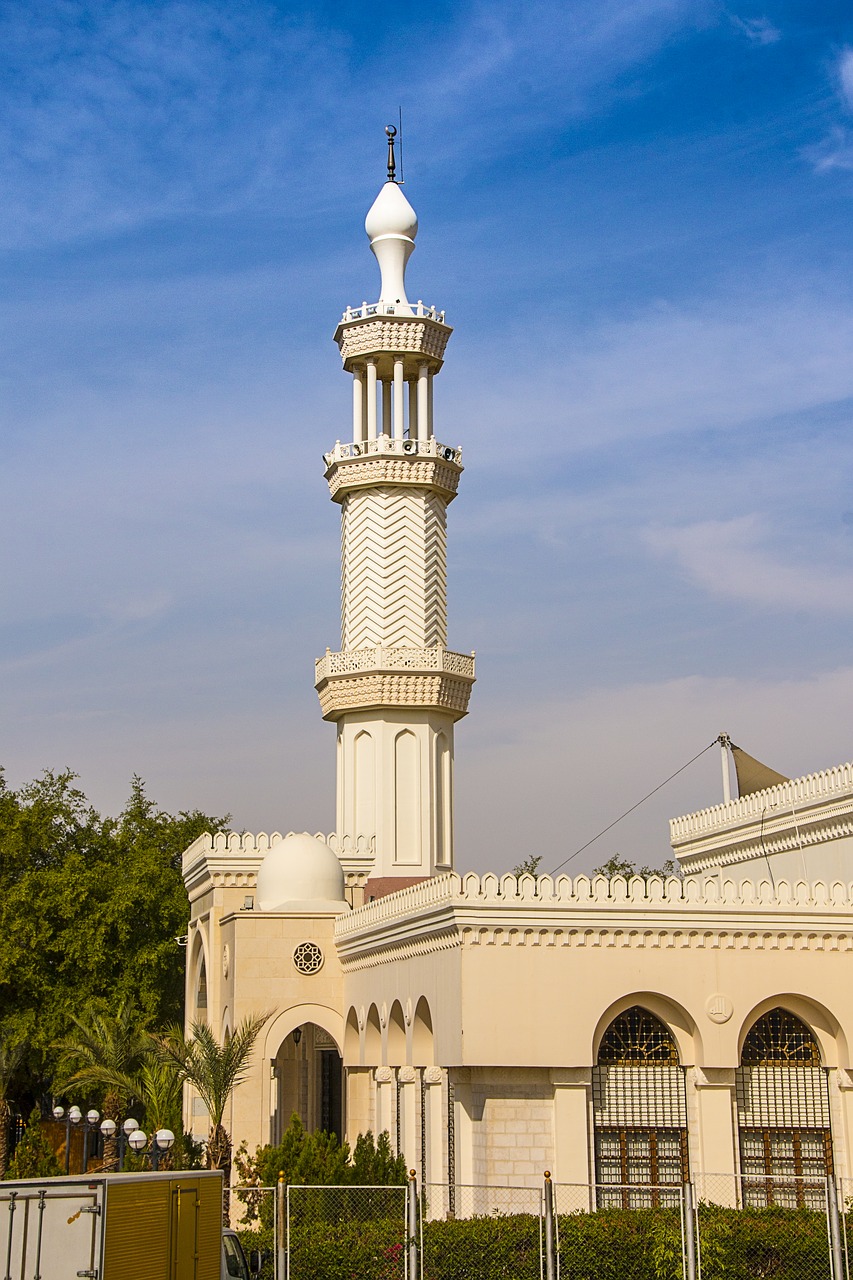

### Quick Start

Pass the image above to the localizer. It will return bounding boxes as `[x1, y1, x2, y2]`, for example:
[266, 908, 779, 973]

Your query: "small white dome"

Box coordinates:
[364, 181, 418, 242]
[256, 833, 347, 912]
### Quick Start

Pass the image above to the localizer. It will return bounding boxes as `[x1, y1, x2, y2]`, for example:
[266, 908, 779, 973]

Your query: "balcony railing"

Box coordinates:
[324, 436, 461, 466]
[341, 300, 446, 322]
[315, 646, 475, 682]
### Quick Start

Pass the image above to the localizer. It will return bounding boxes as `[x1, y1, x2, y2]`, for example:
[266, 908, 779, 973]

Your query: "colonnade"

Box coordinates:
[351, 361, 434, 443]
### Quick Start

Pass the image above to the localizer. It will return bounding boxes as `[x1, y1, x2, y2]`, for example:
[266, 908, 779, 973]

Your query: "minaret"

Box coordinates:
[315, 128, 475, 883]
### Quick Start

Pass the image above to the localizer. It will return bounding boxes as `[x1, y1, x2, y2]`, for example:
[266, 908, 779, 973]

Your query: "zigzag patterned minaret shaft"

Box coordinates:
[342, 487, 447, 650]
[315, 131, 475, 882]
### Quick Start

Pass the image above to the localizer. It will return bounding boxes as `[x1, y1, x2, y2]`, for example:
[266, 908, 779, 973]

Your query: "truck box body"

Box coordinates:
[1, 1169, 224, 1280]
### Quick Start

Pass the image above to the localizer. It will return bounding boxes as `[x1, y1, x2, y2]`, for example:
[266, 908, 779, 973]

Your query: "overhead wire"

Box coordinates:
[549, 739, 718, 876]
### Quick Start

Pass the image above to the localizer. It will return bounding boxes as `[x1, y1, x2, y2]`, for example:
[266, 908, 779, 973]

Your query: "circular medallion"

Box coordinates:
[292, 941, 324, 975]
[705, 994, 733, 1024]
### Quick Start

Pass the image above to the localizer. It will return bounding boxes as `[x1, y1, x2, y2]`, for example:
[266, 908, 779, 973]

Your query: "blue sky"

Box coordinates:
[2, 0, 853, 874]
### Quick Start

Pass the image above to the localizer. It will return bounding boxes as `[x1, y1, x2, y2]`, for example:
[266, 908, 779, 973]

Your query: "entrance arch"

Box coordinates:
[266, 1007, 344, 1146]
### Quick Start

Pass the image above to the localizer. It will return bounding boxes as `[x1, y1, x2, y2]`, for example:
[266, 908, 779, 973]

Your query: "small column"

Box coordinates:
[382, 379, 392, 438]
[693, 1068, 738, 1199]
[427, 370, 434, 438]
[550, 1070, 592, 1187]
[352, 366, 364, 444]
[375, 1066, 394, 1138]
[366, 360, 378, 440]
[398, 1066, 418, 1167]
[408, 379, 418, 441]
[417, 364, 429, 442]
[423, 1067, 445, 1187]
[393, 358, 405, 440]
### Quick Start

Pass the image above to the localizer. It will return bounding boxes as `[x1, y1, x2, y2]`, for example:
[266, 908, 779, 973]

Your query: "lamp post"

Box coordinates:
[82, 1109, 100, 1174]
[127, 1127, 176, 1171]
[53, 1104, 83, 1174]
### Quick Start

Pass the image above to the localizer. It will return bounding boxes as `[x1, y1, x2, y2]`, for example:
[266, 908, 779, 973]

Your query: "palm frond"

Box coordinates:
[155, 1013, 270, 1129]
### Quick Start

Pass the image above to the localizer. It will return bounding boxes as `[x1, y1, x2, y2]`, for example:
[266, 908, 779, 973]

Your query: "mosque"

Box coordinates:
[182, 131, 853, 1203]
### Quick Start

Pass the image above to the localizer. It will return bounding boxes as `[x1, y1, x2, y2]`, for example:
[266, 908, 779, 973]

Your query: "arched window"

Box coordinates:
[737, 1008, 831, 1208]
[593, 1006, 687, 1207]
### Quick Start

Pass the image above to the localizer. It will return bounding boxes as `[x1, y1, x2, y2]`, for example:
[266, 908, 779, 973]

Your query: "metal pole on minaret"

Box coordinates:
[315, 130, 475, 887]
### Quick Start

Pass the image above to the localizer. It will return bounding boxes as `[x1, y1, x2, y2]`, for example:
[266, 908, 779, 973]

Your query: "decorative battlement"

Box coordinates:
[671, 760, 853, 874]
[340, 301, 446, 323]
[333, 869, 853, 968]
[315, 646, 475, 721]
[182, 830, 375, 901]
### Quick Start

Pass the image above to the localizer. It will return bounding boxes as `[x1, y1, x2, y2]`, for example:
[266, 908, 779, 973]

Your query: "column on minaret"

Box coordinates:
[352, 365, 364, 444]
[366, 360, 378, 439]
[393, 358, 405, 440]
[408, 379, 418, 441]
[382, 379, 392, 438]
[427, 371, 434, 438]
[417, 364, 428, 441]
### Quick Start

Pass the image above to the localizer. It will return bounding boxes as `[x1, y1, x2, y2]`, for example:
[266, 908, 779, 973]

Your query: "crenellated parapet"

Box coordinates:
[182, 829, 375, 904]
[333, 869, 853, 969]
[671, 759, 853, 874]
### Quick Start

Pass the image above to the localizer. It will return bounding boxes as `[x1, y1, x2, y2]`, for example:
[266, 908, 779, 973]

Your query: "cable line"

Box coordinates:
[549, 739, 718, 876]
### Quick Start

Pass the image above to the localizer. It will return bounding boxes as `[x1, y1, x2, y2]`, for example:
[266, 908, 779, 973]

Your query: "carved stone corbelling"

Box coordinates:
[334, 315, 451, 369]
[398, 1066, 417, 1083]
[326, 455, 461, 503]
[423, 1066, 443, 1085]
[316, 669, 474, 720]
[375, 1066, 394, 1083]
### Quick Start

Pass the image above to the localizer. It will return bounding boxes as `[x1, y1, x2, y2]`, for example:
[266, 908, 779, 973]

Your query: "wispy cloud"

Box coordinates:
[803, 46, 853, 173]
[730, 15, 781, 46]
[644, 515, 853, 614]
[839, 46, 853, 110]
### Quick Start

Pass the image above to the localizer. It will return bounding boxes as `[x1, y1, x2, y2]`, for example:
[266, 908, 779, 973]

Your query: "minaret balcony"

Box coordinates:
[315, 645, 475, 721]
[334, 305, 452, 375]
[324, 435, 463, 502]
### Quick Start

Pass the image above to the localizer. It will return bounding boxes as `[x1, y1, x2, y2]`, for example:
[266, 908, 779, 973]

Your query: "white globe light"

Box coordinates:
[52, 1105, 64, 1120]
[122, 1117, 139, 1135]
[68, 1105, 82, 1124]
[155, 1128, 175, 1151]
[128, 1128, 147, 1152]
[87, 1109, 100, 1125]
[100, 1118, 117, 1137]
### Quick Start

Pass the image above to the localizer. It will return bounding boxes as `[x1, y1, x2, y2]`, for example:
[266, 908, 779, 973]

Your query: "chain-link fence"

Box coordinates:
[232, 1185, 277, 1280]
[554, 1181, 687, 1280]
[693, 1172, 837, 1280]
[286, 1184, 409, 1280]
[420, 1183, 543, 1280]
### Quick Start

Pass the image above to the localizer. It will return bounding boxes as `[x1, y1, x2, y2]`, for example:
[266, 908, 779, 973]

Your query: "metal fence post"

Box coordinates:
[683, 1182, 697, 1280]
[828, 1177, 844, 1280]
[277, 1170, 286, 1280]
[407, 1169, 419, 1280]
[543, 1171, 557, 1280]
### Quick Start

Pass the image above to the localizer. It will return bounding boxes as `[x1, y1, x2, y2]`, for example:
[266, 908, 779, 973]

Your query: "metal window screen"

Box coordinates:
[741, 1009, 821, 1065]
[597, 1007, 679, 1064]
[736, 1066, 830, 1128]
[593, 1066, 688, 1128]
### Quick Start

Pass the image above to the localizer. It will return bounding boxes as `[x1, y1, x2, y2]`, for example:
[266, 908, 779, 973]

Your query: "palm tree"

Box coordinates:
[156, 1013, 270, 1222]
[0, 1031, 26, 1179]
[54, 1001, 150, 1170]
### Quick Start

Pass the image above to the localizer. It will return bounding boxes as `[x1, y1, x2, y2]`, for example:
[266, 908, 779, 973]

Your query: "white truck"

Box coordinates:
[0, 1170, 261, 1280]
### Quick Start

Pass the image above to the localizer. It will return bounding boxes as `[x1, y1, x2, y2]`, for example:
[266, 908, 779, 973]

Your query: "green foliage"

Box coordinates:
[236, 1226, 275, 1280]
[156, 1013, 271, 1133]
[235, 1118, 407, 1228]
[0, 769, 229, 1103]
[6, 1108, 63, 1180]
[592, 855, 679, 880]
[511, 855, 542, 877]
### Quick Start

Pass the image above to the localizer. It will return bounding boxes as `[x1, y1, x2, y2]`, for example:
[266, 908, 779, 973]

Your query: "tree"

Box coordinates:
[54, 1000, 152, 1169]
[0, 1030, 26, 1179]
[592, 855, 679, 879]
[511, 855, 542, 877]
[157, 1014, 271, 1222]
[6, 1108, 62, 1180]
[0, 768, 229, 1106]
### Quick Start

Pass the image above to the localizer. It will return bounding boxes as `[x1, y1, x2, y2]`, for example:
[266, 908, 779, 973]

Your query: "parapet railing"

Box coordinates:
[333, 869, 853, 937]
[670, 761, 853, 843]
[315, 646, 475, 682]
[341, 300, 446, 322]
[324, 436, 461, 465]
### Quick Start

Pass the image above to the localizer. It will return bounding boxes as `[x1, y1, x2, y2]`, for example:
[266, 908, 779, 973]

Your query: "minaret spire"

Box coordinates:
[385, 124, 397, 183]
[315, 147, 475, 884]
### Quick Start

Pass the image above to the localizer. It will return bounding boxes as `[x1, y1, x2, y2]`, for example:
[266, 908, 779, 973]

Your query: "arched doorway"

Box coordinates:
[593, 1005, 687, 1207]
[737, 1007, 832, 1208]
[272, 1023, 344, 1145]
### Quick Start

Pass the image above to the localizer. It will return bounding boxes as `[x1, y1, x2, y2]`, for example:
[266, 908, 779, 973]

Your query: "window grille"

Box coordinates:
[593, 1007, 688, 1205]
[597, 1007, 680, 1064]
[737, 1008, 832, 1206]
[741, 1008, 821, 1065]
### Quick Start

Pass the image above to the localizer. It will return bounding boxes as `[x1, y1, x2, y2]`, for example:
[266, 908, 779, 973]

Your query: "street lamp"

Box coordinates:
[127, 1127, 176, 1171]
[52, 1103, 83, 1174]
[82, 1109, 100, 1174]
